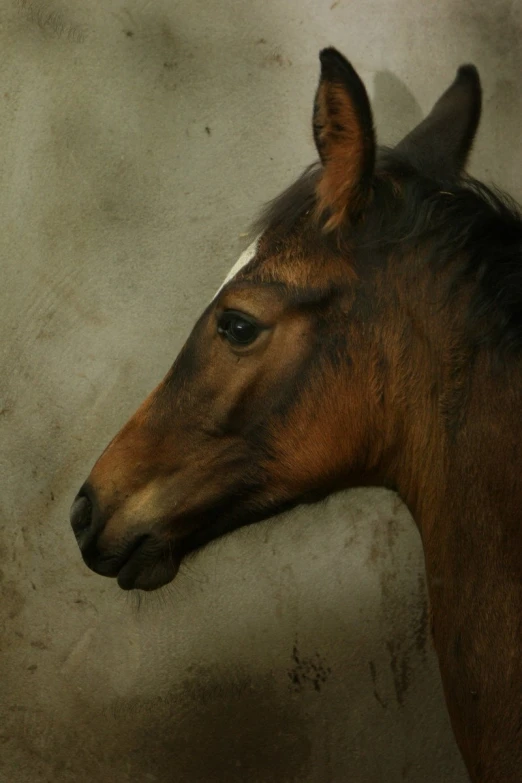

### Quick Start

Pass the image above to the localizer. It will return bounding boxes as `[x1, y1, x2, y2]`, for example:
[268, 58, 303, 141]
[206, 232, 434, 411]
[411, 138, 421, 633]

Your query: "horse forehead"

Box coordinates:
[213, 236, 320, 294]
[214, 238, 259, 298]
[213, 234, 348, 295]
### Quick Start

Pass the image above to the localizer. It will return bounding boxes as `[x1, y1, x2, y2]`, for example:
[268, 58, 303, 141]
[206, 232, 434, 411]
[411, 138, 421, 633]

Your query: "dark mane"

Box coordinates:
[253, 151, 522, 353]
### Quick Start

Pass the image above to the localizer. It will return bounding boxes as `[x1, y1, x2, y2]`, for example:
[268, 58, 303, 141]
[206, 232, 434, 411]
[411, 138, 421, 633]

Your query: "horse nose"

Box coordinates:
[70, 484, 101, 551]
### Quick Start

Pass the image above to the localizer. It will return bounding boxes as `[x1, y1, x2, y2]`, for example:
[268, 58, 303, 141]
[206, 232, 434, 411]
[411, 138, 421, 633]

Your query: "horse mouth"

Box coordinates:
[84, 494, 296, 592]
[83, 534, 181, 591]
[83, 517, 227, 592]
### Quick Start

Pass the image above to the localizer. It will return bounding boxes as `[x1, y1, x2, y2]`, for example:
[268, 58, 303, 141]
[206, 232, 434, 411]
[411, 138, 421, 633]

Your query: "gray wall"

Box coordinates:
[1, 1, 520, 781]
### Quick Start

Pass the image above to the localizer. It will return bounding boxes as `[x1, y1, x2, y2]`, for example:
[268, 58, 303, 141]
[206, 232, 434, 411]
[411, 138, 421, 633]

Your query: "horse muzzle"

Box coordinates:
[70, 484, 179, 590]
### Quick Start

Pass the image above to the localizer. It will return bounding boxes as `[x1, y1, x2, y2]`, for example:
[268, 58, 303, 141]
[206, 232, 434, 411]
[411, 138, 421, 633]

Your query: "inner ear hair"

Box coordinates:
[313, 48, 376, 231]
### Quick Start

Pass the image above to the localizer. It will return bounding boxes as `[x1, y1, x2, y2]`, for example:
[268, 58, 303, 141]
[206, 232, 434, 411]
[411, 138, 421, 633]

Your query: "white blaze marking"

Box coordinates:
[214, 238, 259, 298]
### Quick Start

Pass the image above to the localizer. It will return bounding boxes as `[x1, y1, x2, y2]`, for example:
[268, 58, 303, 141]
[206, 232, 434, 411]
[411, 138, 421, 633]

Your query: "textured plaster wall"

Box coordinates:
[1, 1, 521, 781]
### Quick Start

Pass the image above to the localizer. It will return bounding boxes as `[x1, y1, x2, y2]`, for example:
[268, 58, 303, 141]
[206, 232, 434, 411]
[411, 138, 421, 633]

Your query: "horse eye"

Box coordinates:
[217, 311, 259, 346]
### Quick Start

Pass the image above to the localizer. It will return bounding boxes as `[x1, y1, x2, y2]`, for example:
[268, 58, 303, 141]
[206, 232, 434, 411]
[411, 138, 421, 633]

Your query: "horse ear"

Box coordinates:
[396, 65, 482, 179]
[313, 48, 375, 231]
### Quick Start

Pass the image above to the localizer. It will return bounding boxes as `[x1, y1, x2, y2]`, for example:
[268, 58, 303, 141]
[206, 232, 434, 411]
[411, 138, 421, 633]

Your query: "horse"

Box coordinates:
[70, 48, 522, 781]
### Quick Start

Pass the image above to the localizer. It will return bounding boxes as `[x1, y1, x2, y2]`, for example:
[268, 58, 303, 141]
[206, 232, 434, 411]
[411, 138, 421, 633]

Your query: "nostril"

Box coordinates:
[70, 494, 93, 537]
[70, 483, 105, 554]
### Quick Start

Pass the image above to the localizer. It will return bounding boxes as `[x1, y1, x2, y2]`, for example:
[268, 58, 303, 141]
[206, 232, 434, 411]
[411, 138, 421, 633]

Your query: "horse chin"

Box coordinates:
[111, 515, 229, 591]
[115, 496, 297, 591]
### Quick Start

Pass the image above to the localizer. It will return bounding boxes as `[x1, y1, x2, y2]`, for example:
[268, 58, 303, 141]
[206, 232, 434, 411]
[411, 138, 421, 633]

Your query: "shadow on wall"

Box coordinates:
[372, 6, 522, 201]
[450, 1, 521, 196]
[1, 634, 424, 783]
[2, 491, 449, 783]
[371, 70, 423, 148]
[6, 667, 313, 783]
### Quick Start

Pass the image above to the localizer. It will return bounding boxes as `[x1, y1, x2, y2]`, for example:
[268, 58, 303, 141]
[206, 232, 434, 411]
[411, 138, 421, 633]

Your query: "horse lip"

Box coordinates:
[81, 533, 149, 578]
[116, 536, 180, 591]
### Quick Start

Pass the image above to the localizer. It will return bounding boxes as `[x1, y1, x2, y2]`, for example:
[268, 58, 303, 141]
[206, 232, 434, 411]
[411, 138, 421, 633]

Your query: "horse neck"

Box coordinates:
[395, 348, 522, 780]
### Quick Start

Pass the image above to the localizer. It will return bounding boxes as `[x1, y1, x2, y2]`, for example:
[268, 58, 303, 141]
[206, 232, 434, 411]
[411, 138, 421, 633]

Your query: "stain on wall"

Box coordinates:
[288, 638, 332, 693]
